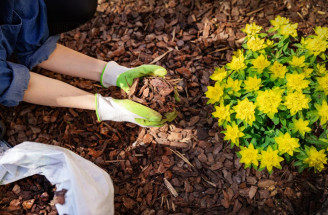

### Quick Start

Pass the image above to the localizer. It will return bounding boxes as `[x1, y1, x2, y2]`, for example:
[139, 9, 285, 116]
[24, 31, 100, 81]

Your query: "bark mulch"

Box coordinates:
[1, 0, 328, 214]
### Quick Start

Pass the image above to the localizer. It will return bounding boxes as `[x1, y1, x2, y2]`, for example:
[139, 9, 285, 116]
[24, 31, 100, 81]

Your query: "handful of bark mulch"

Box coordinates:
[124, 77, 180, 119]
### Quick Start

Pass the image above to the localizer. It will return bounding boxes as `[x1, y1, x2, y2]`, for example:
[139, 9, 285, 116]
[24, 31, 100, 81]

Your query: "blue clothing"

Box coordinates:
[0, 0, 59, 106]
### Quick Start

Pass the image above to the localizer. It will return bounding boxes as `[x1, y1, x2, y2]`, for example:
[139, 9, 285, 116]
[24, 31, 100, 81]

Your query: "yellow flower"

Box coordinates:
[247, 37, 266, 52]
[304, 146, 327, 172]
[289, 56, 306, 67]
[212, 104, 231, 126]
[317, 74, 328, 95]
[242, 22, 262, 36]
[275, 132, 300, 156]
[269, 61, 287, 79]
[244, 76, 262, 92]
[270, 16, 290, 30]
[210, 67, 227, 81]
[316, 64, 327, 76]
[259, 146, 284, 173]
[226, 50, 246, 71]
[314, 26, 328, 40]
[225, 77, 242, 95]
[303, 67, 313, 78]
[286, 73, 310, 92]
[239, 144, 260, 167]
[233, 49, 244, 58]
[256, 88, 283, 119]
[301, 36, 327, 56]
[280, 23, 298, 37]
[205, 82, 224, 104]
[233, 98, 256, 126]
[251, 55, 271, 73]
[223, 122, 244, 146]
[266, 39, 274, 47]
[291, 118, 311, 137]
[284, 91, 310, 116]
[315, 100, 328, 126]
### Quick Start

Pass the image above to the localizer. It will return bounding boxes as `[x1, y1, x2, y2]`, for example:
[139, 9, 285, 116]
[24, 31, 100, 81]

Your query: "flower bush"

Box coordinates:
[206, 16, 328, 173]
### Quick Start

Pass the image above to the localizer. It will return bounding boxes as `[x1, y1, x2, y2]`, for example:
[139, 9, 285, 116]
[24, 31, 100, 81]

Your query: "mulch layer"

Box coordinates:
[1, 0, 328, 214]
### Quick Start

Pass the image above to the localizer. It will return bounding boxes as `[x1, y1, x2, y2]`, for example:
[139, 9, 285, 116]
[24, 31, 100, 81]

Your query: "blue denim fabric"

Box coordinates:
[0, 0, 59, 107]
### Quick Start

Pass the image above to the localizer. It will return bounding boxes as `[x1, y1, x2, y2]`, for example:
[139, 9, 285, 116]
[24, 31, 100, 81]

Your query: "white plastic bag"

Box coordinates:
[0, 141, 114, 215]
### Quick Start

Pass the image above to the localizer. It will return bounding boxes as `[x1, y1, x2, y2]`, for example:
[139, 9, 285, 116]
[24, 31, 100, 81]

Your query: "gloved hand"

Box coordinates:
[100, 61, 167, 93]
[95, 94, 165, 127]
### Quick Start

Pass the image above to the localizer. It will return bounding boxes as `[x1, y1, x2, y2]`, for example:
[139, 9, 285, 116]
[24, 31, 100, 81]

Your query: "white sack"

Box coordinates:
[0, 141, 114, 215]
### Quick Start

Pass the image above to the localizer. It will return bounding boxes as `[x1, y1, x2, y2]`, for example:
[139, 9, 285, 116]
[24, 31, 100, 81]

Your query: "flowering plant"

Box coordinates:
[206, 16, 328, 173]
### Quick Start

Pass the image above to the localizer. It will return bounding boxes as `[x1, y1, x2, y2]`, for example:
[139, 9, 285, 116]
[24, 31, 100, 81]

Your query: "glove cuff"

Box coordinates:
[95, 94, 101, 121]
[100, 61, 129, 88]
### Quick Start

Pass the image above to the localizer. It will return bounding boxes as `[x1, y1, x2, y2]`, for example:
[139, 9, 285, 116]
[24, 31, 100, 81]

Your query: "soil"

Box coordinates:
[1, 0, 328, 214]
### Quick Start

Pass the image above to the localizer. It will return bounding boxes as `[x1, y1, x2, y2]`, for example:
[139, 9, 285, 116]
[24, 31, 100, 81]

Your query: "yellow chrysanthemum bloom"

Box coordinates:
[244, 76, 262, 92]
[291, 118, 311, 137]
[274, 132, 300, 156]
[316, 64, 327, 76]
[210, 67, 227, 82]
[225, 77, 242, 95]
[205, 82, 224, 104]
[212, 104, 231, 126]
[301, 36, 327, 56]
[314, 26, 328, 40]
[315, 100, 328, 126]
[280, 23, 298, 37]
[226, 52, 247, 71]
[286, 73, 310, 92]
[270, 16, 290, 30]
[289, 56, 306, 67]
[256, 88, 283, 119]
[251, 55, 271, 73]
[259, 146, 284, 173]
[247, 37, 266, 52]
[304, 146, 327, 172]
[233, 98, 256, 126]
[269, 61, 287, 79]
[239, 144, 260, 167]
[303, 67, 313, 78]
[317, 74, 328, 95]
[242, 22, 262, 36]
[284, 91, 310, 116]
[223, 122, 244, 146]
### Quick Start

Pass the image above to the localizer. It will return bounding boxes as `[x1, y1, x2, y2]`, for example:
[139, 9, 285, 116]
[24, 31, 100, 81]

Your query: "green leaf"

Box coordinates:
[272, 117, 279, 125]
[259, 33, 268, 38]
[283, 42, 289, 53]
[319, 53, 326, 60]
[284, 153, 290, 162]
[267, 28, 275, 33]
[310, 55, 316, 64]
[298, 165, 305, 173]
[294, 160, 303, 166]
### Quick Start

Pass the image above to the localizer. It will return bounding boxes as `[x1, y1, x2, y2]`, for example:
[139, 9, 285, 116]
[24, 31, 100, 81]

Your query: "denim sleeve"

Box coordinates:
[0, 60, 30, 107]
[16, 35, 59, 69]
[13, 0, 60, 69]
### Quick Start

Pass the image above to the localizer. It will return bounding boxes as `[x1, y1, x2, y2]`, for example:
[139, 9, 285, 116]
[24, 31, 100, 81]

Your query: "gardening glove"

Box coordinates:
[100, 61, 167, 93]
[95, 94, 165, 127]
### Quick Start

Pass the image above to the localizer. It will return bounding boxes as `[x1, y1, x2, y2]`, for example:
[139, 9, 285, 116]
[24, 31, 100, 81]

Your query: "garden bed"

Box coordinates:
[1, 0, 328, 214]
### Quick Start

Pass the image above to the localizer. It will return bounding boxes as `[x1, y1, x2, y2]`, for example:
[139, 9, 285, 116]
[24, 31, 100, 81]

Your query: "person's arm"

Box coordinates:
[23, 72, 95, 110]
[38, 44, 167, 93]
[38, 44, 106, 81]
[23, 72, 165, 127]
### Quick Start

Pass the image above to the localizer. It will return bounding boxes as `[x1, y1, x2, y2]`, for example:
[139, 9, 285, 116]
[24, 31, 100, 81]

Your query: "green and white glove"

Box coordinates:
[95, 94, 165, 127]
[100, 61, 167, 93]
